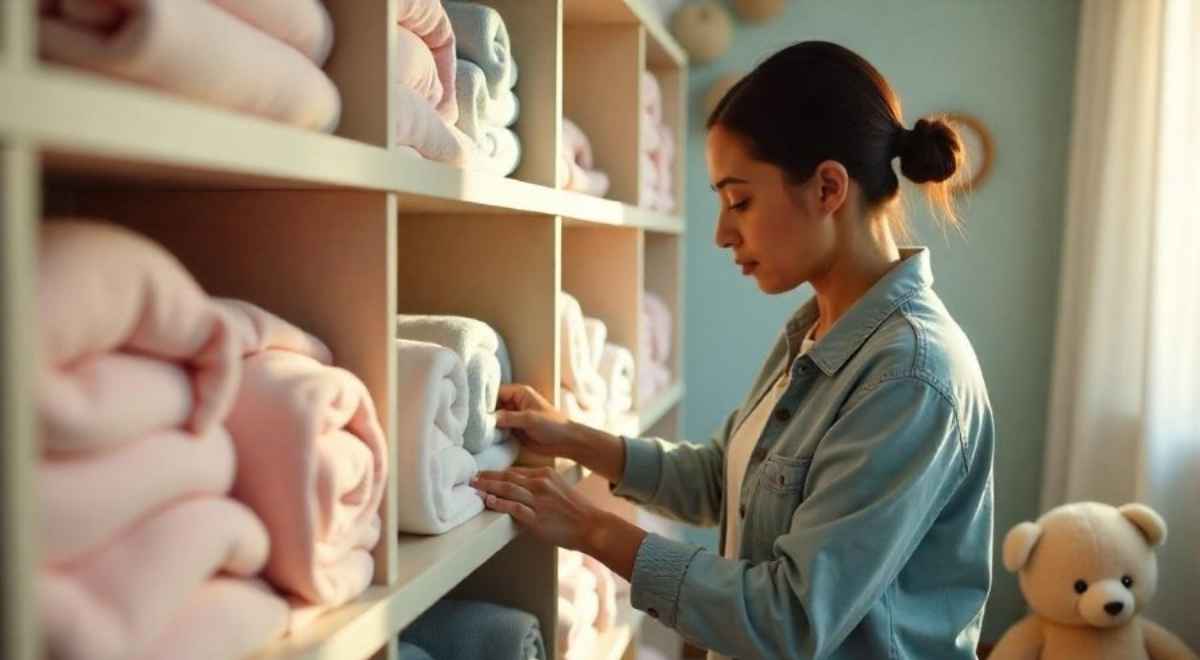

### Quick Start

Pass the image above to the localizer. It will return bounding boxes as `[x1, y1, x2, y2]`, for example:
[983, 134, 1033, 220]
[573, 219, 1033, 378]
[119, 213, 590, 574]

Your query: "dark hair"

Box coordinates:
[707, 41, 964, 233]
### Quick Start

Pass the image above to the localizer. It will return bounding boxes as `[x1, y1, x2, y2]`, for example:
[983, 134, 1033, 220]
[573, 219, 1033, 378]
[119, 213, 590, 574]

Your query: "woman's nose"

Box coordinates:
[714, 211, 739, 249]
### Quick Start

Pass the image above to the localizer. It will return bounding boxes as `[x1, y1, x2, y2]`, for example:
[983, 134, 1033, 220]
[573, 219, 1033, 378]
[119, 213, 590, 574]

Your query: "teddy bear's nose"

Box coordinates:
[1104, 602, 1125, 616]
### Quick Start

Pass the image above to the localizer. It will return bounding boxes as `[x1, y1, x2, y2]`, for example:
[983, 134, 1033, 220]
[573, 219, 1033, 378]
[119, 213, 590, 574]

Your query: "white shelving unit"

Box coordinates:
[0, 0, 687, 658]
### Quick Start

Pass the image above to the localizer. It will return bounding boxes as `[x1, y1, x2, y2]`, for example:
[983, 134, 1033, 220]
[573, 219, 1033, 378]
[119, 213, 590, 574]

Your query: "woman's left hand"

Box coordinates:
[471, 466, 600, 551]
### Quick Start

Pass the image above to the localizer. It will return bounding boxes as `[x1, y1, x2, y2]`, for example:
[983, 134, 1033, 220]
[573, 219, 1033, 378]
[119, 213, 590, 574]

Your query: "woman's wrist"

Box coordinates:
[564, 422, 626, 484]
[579, 509, 647, 582]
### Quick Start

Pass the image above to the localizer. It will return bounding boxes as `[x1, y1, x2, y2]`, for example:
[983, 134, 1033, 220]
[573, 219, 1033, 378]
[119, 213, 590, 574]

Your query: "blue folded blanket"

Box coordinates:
[400, 599, 547, 660]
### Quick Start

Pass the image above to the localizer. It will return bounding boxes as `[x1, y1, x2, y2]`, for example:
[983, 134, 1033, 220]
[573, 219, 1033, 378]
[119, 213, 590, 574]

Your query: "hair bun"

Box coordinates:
[897, 118, 962, 184]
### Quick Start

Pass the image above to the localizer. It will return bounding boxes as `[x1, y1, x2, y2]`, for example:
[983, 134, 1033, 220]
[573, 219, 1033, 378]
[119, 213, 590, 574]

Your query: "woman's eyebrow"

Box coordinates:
[710, 176, 750, 192]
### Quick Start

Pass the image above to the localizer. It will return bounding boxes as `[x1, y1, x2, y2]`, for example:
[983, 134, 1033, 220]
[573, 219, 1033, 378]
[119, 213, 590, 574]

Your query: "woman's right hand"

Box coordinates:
[495, 384, 579, 459]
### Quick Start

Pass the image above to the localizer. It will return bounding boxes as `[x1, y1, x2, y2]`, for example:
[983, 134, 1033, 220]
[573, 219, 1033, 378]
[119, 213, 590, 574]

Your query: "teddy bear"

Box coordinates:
[991, 502, 1198, 660]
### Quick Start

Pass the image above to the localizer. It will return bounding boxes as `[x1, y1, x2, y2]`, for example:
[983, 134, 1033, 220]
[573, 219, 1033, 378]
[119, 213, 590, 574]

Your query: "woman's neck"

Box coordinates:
[808, 217, 901, 340]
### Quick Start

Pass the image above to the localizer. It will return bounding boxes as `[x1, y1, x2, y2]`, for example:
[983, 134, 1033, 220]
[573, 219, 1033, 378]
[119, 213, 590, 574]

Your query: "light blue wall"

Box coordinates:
[679, 0, 1079, 641]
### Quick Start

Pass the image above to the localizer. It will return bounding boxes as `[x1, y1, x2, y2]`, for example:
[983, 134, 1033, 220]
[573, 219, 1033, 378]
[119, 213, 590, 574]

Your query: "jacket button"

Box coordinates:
[738, 503, 746, 518]
[774, 408, 793, 423]
[777, 474, 786, 487]
[647, 608, 659, 619]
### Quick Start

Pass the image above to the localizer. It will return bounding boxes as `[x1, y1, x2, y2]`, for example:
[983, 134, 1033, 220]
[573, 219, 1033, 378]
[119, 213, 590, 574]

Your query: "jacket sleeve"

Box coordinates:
[627, 377, 970, 658]
[610, 406, 738, 527]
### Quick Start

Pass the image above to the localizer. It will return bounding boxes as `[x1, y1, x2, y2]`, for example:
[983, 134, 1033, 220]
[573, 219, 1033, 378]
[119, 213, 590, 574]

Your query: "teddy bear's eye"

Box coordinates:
[1121, 575, 1134, 588]
[1074, 579, 1089, 594]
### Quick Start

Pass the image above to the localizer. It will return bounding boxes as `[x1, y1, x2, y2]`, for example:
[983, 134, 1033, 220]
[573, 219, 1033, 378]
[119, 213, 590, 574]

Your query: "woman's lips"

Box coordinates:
[740, 262, 757, 276]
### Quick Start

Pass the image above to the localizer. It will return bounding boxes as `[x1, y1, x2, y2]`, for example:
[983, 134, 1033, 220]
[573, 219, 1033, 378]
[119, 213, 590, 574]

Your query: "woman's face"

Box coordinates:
[705, 124, 844, 294]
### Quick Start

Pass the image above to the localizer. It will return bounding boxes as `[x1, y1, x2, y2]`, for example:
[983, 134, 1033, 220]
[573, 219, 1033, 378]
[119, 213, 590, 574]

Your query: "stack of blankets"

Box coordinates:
[559, 292, 638, 436]
[559, 117, 611, 198]
[639, 292, 673, 406]
[557, 550, 619, 660]
[38, 0, 341, 132]
[36, 220, 388, 659]
[394, 315, 519, 535]
[394, 0, 522, 176]
[640, 72, 677, 213]
[399, 599, 547, 660]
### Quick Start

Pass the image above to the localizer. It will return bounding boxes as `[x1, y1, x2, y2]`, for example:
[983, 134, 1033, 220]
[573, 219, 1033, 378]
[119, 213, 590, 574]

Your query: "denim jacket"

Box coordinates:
[614, 248, 995, 659]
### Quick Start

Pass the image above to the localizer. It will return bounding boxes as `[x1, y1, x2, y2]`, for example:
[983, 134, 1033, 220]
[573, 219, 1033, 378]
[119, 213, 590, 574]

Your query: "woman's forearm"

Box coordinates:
[581, 509, 647, 582]
[564, 422, 626, 484]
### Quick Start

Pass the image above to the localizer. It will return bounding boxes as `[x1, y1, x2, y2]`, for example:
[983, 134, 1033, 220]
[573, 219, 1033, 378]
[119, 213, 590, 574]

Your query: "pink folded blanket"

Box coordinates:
[640, 72, 676, 213]
[396, 70, 466, 163]
[224, 350, 387, 610]
[209, 0, 334, 65]
[40, 496, 283, 660]
[218, 298, 333, 363]
[638, 292, 673, 404]
[137, 578, 289, 660]
[397, 0, 458, 122]
[560, 118, 612, 197]
[37, 220, 240, 453]
[38, 0, 341, 131]
[40, 424, 236, 567]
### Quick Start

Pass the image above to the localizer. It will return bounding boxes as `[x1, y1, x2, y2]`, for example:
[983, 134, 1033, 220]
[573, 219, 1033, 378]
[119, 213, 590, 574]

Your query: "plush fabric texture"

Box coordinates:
[991, 502, 1198, 660]
[208, 0, 334, 64]
[560, 118, 611, 197]
[39, 0, 341, 131]
[393, 339, 483, 534]
[400, 599, 547, 660]
[37, 220, 240, 453]
[225, 350, 386, 612]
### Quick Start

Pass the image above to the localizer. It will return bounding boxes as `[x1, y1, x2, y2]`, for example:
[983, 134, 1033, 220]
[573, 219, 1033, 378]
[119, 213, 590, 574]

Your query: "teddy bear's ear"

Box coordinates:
[1003, 521, 1043, 572]
[1119, 503, 1167, 547]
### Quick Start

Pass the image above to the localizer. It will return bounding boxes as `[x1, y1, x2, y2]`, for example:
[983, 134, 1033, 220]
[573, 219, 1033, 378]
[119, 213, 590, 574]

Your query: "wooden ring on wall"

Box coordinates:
[943, 112, 995, 192]
[671, 1, 734, 65]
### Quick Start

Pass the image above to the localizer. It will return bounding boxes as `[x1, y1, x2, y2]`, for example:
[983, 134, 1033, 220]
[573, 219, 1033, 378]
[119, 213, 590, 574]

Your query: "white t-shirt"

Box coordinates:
[723, 327, 816, 559]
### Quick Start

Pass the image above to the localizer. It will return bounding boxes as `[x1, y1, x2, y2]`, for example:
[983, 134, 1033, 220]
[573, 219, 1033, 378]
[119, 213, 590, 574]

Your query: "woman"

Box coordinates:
[472, 41, 994, 660]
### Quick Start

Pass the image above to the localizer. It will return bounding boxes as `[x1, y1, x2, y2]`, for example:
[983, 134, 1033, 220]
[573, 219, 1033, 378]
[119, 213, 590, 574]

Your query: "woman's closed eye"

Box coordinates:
[727, 198, 750, 212]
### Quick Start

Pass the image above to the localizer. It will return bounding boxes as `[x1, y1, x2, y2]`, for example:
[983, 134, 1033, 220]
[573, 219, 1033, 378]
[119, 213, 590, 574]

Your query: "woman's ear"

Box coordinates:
[813, 160, 850, 213]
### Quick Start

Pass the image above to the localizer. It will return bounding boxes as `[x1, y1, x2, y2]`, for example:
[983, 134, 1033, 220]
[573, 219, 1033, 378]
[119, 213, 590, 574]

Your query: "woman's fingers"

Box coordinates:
[472, 476, 534, 506]
[495, 409, 533, 430]
[483, 494, 536, 525]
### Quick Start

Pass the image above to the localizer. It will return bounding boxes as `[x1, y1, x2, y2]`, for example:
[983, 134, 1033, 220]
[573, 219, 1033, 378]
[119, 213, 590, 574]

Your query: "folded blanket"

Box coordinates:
[455, 122, 522, 177]
[561, 387, 608, 430]
[209, 0, 334, 64]
[582, 555, 618, 633]
[556, 595, 600, 660]
[559, 292, 607, 412]
[455, 54, 518, 130]
[650, 127, 677, 213]
[397, 0, 458, 122]
[396, 315, 512, 455]
[598, 343, 635, 415]
[560, 118, 611, 197]
[39, 497, 278, 660]
[218, 298, 333, 363]
[583, 318, 607, 372]
[394, 339, 483, 534]
[400, 599, 547, 660]
[37, 220, 240, 453]
[136, 578, 289, 660]
[224, 350, 387, 612]
[396, 27, 445, 114]
[40, 424, 235, 567]
[444, 2, 517, 98]
[637, 361, 672, 407]
[395, 81, 465, 163]
[474, 437, 521, 472]
[643, 292, 672, 365]
[39, 0, 341, 131]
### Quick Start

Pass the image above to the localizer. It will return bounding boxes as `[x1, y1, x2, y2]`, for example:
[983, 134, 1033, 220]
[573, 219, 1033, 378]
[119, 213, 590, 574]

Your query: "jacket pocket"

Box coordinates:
[759, 453, 812, 495]
[745, 454, 812, 556]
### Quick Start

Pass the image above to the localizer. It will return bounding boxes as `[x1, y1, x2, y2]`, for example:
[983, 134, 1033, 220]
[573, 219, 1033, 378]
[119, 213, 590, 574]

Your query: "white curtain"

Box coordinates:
[1042, 0, 1200, 643]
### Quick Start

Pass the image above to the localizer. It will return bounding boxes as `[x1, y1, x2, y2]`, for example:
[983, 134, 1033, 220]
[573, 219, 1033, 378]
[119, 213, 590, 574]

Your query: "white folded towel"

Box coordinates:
[444, 1, 517, 97]
[583, 554, 618, 633]
[393, 339, 483, 535]
[598, 343, 635, 415]
[559, 293, 607, 412]
[582, 318, 607, 373]
[395, 315, 511, 455]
